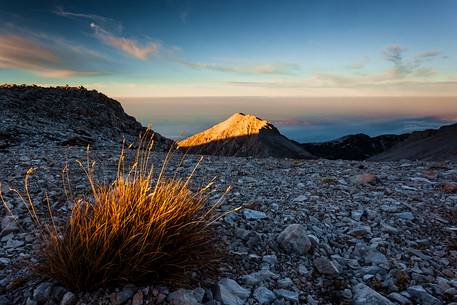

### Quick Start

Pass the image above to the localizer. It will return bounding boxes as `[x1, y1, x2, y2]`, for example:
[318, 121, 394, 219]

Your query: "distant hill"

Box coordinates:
[178, 113, 314, 159]
[369, 123, 457, 161]
[301, 133, 409, 160]
[0, 84, 172, 150]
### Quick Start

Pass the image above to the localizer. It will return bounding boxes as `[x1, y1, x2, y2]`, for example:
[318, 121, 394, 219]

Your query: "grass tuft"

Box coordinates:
[9, 134, 227, 292]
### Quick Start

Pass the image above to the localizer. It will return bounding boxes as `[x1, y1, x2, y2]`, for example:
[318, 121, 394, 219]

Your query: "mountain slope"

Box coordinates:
[301, 133, 409, 160]
[178, 113, 314, 158]
[369, 123, 457, 161]
[0, 84, 172, 150]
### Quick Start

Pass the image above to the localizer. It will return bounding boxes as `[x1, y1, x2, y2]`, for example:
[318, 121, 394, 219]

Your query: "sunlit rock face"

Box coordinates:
[178, 112, 314, 159]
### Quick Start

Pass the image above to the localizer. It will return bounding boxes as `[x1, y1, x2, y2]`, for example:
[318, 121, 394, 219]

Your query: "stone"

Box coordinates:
[243, 209, 268, 220]
[313, 257, 340, 276]
[131, 291, 144, 305]
[0, 296, 9, 305]
[352, 173, 379, 185]
[253, 287, 276, 304]
[168, 289, 202, 305]
[241, 269, 278, 285]
[349, 225, 372, 238]
[262, 255, 277, 265]
[110, 286, 135, 305]
[1, 215, 19, 235]
[5, 238, 24, 249]
[438, 182, 457, 193]
[33, 282, 53, 304]
[277, 224, 312, 255]
[274, 289, 299, 302]
[388, 292, 412, 305]
[277, 278, 293, 289]
[216, 278, 250, 305]
[352, 283, 394, 305]
[60, 292, 78, 305]
[407, 285, 442, 305]
[395, 212, 415, 221]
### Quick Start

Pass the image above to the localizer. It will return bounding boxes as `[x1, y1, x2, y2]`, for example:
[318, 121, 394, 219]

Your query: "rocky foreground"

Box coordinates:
[1, 140, 457, 305]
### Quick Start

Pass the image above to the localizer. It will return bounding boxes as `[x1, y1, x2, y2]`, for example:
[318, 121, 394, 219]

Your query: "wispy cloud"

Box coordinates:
[178, 60, 300, 75]
[54, 7, 111, 23]
[226, 45, 453, 95]
[90, 22, 160, 60]
[416, 50, 441, 58]
[347, 57, 369, 70]
[0, 34, 100, 77]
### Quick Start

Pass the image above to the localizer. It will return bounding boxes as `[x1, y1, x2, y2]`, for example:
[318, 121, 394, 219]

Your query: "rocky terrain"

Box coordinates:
[178, 113, 313, 159]
[1, 86, 457, 305]
[2, 139, 457, 305]
[0, 85, 171, 151]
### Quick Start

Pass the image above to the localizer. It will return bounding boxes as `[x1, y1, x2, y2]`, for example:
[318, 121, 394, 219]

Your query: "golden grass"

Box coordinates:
[3, 133, 228, 292]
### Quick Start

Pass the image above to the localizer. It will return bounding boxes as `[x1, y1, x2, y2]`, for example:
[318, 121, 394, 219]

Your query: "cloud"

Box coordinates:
[383, 45, 418, 77]
[347, 57, 369, 69]
[0, 34, 99, 77]
[54, 7, 110, 23]
[178, 60, 300, 75]
[90, 23, 160, 60]
[416, 50, 441, 58]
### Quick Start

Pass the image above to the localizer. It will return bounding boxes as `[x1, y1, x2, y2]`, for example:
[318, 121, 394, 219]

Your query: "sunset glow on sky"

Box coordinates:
[1, 0, 456, 97]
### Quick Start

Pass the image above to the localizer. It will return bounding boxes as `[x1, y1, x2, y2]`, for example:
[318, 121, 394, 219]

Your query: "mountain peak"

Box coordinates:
[178, 113, 314, 159]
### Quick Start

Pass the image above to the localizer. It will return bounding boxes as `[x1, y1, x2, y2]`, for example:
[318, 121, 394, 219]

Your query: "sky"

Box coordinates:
[0, 0, 456, 97]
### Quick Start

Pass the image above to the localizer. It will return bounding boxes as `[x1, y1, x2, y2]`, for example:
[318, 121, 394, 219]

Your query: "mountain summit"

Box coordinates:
[178, 113, 314, 158]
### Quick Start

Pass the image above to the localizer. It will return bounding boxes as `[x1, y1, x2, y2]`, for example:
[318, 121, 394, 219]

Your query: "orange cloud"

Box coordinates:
[0, 34, 99, 78]
[90, 23, 159, 60]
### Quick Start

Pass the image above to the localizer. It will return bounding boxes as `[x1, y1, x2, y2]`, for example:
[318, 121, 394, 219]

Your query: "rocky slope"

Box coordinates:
[370, 123, 457, 161]
[1, 142, 456, 305]
[178, 113, 314, 159]
[0, 84, 172, 150]
[301, 133, 409, 161]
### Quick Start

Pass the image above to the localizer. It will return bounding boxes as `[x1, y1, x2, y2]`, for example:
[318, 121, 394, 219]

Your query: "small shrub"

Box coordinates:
[12, 136, 227, 292]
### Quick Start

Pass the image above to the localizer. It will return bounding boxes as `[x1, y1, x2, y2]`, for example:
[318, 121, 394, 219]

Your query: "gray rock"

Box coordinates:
[60, 292, 77, 305]
[395, 212, 415, 221]
[1, 215, 19, 235]
[313, 257, 340, 276]
[0, 296, 9, 305]
[5, 238, 24, 249]
[110, 286, 135, 305]
[277, 224, 312, 255]
[243, 209, 268, 220]
[407, 285, 442, 305]
[168, 288, 203, 305]
[274, 289, 299, 302]
[33, 282, 53, 304]
[277, 278, 293, 289]
[262, 255, 277, 265]
[388, 292, 412, 305]
[241, 269, 278, 285]
[349, 225, 372, 238]
[216, 278, 250, 305]
[352, 283, 394, 305]
[253, 287, 276, 304]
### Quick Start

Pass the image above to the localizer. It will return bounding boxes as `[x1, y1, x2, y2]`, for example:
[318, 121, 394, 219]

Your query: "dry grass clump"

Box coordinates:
[11, 136, 227, 292]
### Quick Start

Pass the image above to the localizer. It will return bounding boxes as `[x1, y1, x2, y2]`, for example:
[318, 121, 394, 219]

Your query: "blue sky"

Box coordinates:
[1, 0, 456, 97]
